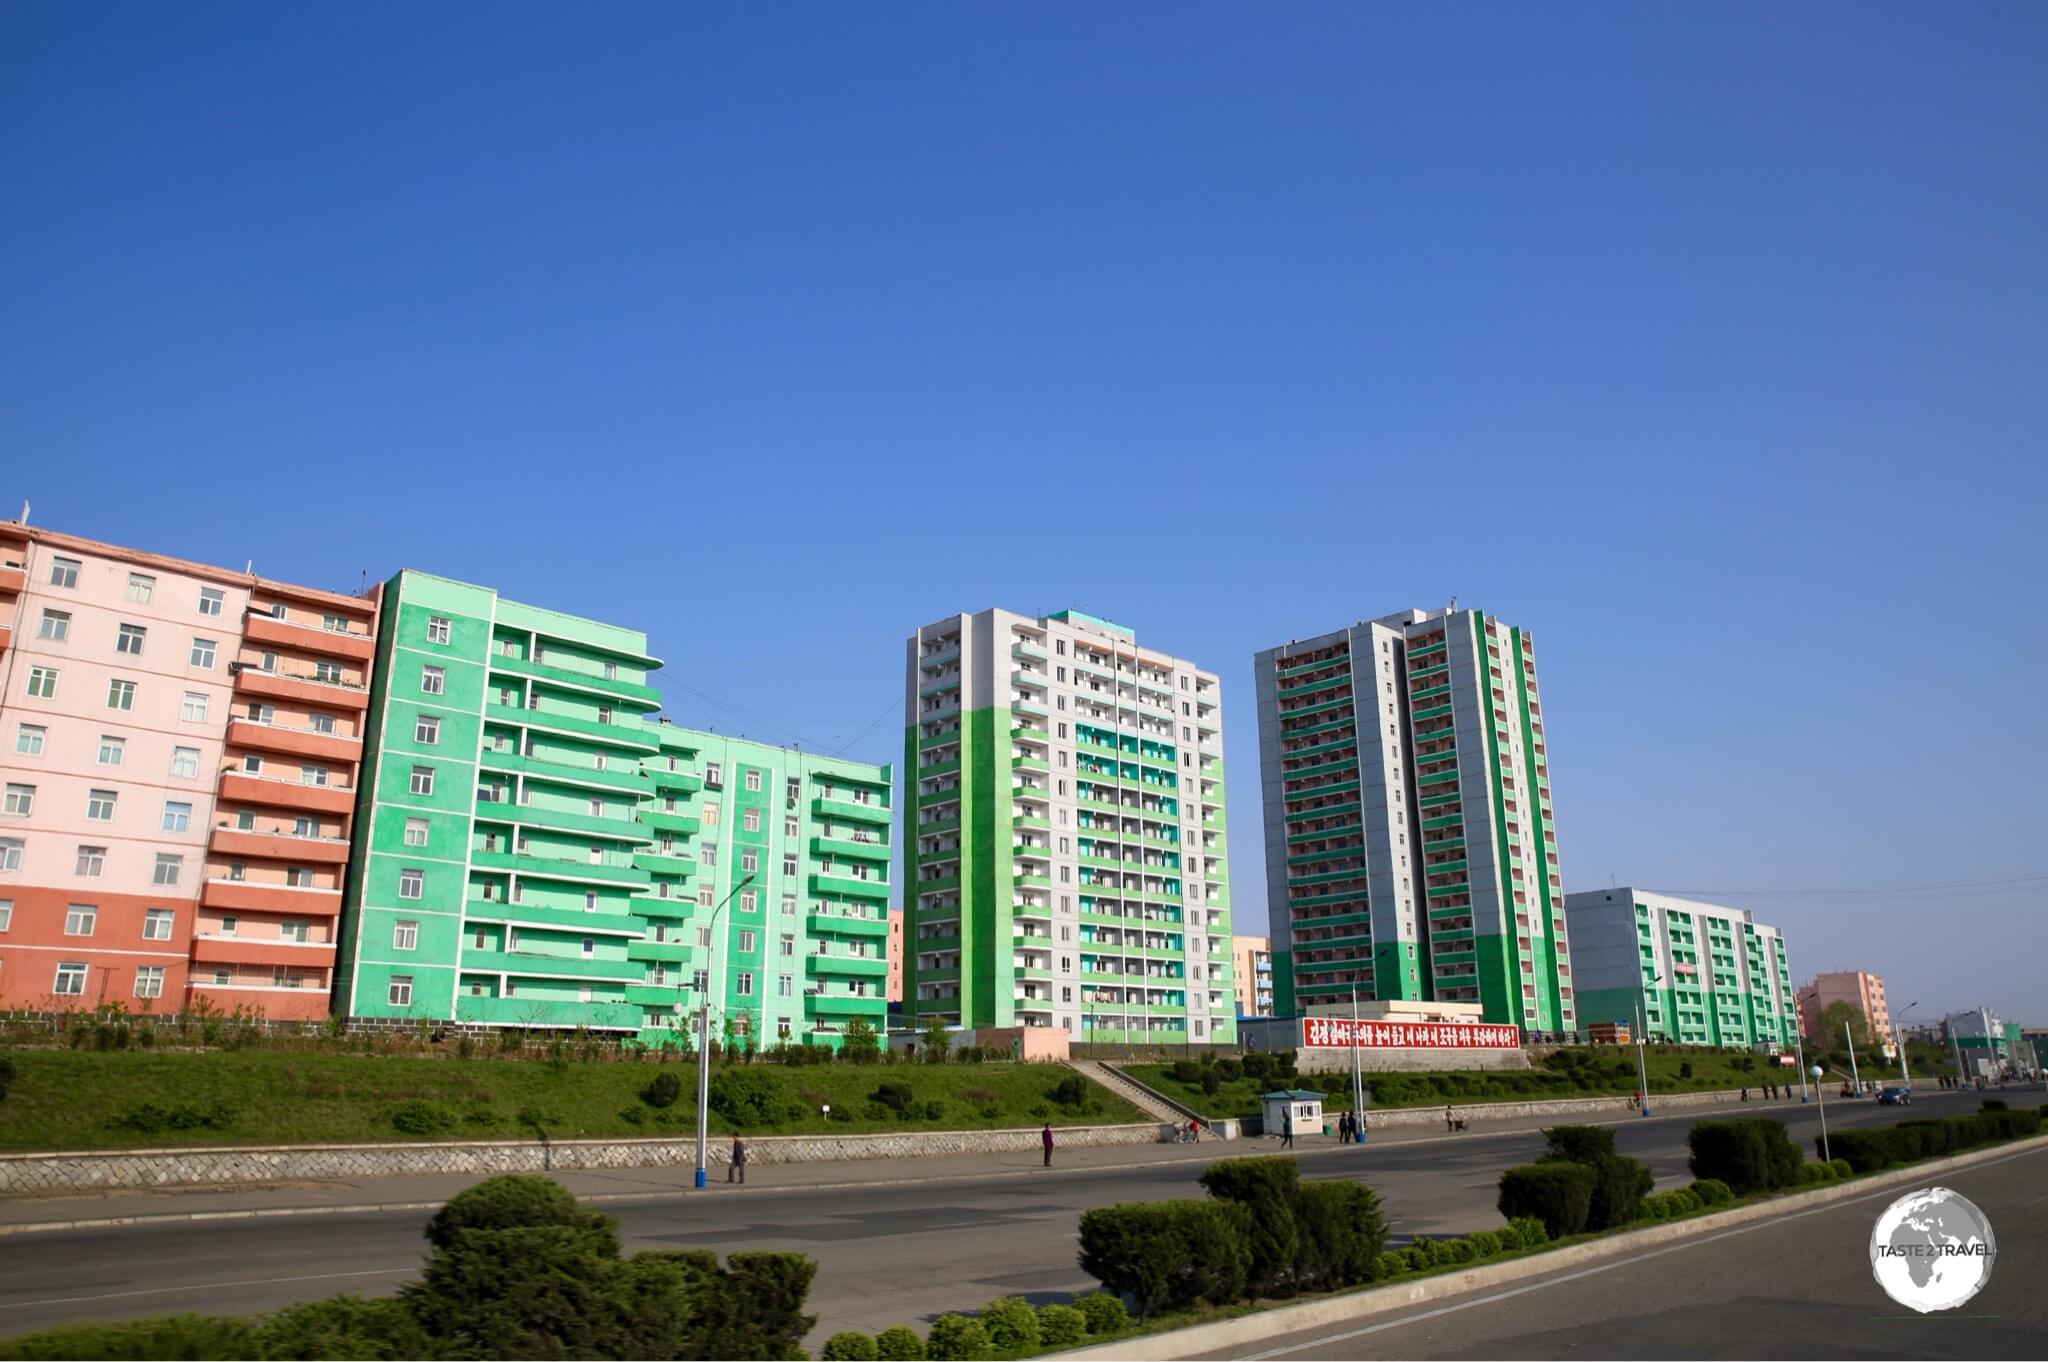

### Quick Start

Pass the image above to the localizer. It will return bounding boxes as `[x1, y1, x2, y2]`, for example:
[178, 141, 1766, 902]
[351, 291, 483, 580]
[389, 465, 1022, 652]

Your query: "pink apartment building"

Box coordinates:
[1796, 970, 1893, 1043]
[0, 521, 377, 1020]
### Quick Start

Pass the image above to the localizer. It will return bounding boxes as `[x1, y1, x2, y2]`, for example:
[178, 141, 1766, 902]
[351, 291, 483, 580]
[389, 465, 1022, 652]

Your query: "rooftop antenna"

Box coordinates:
[18, 501, 28, 525]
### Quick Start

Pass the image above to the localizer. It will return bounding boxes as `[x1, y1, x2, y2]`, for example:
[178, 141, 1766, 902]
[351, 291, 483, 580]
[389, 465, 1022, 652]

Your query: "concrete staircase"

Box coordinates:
[1067, 1059, 1192, 1124]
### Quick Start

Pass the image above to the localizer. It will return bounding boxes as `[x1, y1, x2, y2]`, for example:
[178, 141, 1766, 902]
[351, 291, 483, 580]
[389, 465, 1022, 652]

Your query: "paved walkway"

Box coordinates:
[0, 1087, 1847, 1234]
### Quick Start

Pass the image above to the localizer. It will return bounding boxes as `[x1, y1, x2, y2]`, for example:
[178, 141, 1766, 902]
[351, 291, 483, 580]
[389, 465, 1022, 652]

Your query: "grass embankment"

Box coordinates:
[0, 1051, 1141, 1152]
[1127, 1045, 1840, 1120]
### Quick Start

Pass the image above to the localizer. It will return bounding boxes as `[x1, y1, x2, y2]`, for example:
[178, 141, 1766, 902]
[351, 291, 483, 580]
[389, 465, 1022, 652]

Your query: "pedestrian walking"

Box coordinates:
[1445, 1102, 1456, 1133]
[1339, 1111, 1351, 1143]
[727, 1135, 748, 1185]
[1740, 1086, 1749, 1102]
[1042, 1122, 1055, 1168]
[1280, 1112, 1295, 1149]
[1190, 1117, 1201, 1143]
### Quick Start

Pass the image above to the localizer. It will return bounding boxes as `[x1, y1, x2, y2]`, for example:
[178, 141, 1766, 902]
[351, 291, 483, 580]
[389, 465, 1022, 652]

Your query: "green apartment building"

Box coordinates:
[1562, 887, 1798, 1048]
[335, 571, 890, 1047]
[904, 608, 1235, 1045]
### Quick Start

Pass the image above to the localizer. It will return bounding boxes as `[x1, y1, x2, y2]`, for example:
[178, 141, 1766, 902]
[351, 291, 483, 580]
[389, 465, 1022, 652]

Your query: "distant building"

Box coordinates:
[1944, 1009, 2033, 1077]
[1562, 888, 1797, 1049]
[1797, 971, 1893, 1042]
[1232, 934, 1274, 1016]
[886, 911, 904, 1005]
[1272, 948, 1296, 1018]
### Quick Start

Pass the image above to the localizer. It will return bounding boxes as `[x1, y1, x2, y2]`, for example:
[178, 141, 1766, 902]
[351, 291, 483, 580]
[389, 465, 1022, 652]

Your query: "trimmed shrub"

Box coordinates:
[707, 1068, 803, 1128]
[1439, 1238, 1475, 1264]
[1037, 1305, 1088, 1348]
[0, 1314, 262, 1360]
[1049, 1074, 1093, 1109]
[1541, 1124, 1650, 1230]
[1541, 1124, 1617, 1163]
[391, 1099, 456, 1138]
[1078, 1200, 1253, 1314]
[258, 1295, 431, 1359]
[642, 1071, 683, 1109]
[925, 1314, 991, 1361]
[1372, 1251, 1408, 1280]
[1498, 1163, 1595, 1240]
[1686, 1119, 1803, 1195]
[977, 1298, 1039, 1353]
[1688, 1178, 1733, 1207]
[1198, 1156, 1302, 1296]
[873, 1081, 915, 1113]
[1074, 1293, 1129, 1336]
[1981, 1098, 2008, 1111]
[1508, 1216, 1549, 1249]
[1465, 1230, 1501, 1258]
[1293, 1179, 1388, 1291]
[1826, 1158, 1853, 1181]
[1824, 1129, 1899, 1173]
[1638, 1193, 1671, 1220]
[823, 1332, 880, 1361]
[874, 1325, 928, 1360]
[0, 1054, 14, 1101]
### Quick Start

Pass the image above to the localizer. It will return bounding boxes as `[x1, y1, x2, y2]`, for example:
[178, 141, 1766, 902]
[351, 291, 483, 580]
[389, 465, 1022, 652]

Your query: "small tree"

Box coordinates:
[841, 1016, 881, 1063]
[919, 1012, 952, 1062]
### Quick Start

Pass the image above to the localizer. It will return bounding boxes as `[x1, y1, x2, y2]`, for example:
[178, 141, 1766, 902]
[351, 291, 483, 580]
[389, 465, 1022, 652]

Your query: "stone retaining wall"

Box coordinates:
[0, 1122, 1173, 1196]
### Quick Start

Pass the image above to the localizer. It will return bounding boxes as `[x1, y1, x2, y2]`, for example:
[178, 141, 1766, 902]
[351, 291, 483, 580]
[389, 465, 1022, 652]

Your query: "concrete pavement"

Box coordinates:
[0, 1087, 2032, 1352]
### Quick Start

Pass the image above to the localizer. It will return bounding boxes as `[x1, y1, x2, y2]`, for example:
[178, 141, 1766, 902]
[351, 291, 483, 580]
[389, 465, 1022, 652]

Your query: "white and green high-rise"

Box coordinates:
[1253, 608, 1575, 1032]
[904, 609, 1234, 1044]
[1564, 888, 1797, 1048]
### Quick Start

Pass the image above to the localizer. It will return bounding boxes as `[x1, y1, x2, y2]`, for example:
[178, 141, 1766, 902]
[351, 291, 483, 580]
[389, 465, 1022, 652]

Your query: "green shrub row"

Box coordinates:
[1372, 1217, 1549, 1283]
[0, 1177, 815, 1361]
[1822, 1104, 2042, 1172]
[1685, 1118, 1805, 1195]
[822, 1293, 1130, 1360]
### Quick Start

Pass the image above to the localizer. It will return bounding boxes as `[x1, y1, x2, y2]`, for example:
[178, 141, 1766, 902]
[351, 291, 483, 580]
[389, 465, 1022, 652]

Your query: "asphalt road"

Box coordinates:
[1224, 1137, 2047, 1361]
[0, 1087, 2034, 1349]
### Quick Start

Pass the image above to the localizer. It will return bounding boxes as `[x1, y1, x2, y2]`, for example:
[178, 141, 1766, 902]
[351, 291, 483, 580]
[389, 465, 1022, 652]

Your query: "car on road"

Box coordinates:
[1877, 1085, 1913, 1105]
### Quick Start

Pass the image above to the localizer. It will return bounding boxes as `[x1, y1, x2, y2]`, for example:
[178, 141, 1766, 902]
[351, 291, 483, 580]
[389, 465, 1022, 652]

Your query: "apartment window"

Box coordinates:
[588, 797, 605, 817]
[3, 784, 33, 817]
[415, 715, 440, 745]
[702, 803, 719, 826]
[53, 961, 87, 996]
[404, 817, 429, 847]
[179, 691, 208, 723]
[704, 762, 722, 786]
[199, 587, 224, 617]
[583, 890, 597, 911]
[739, 890, 757, 913]
[190, 637, 217, 669]
[86, 789, 117, 821]
[171, 746, 200, 779]
[777, 973, 793, 998]
[26, 666, 57, 699]
[14, 724, 44, 757]
[313, 660, 342, 683]
[116, 623, 146, 655]
[76, 844, 106, 876]
[779, 933, 795, 957]
[743, 807, 761, 832]
[303, 764, 329, 786]
[781, 893, 796, 916]
[321, 613, 348, 633]
[219, 915, 240, 936]
[596, 705, 612, 725]
[782, 853, 797, 876]
[398, 868, 425, 899]
[126, 573, 155, 603]
[107, 679, 136, 711]
[281, 919, 308, 943]
[421, 665, 445, 695]
[784, 816, 799, 837]
[410, 766, 435, 796]
[49, 557, 80, 588]
[786, 777, 801, 803]
[701, 844, 717, 868]
[65, 904, 97, 935]
[152, 853, 181, 886]
[162, 801, 191, 832]
[293, 815, 316, 837]
[741, 851, 758, 875]
[744, 769, 762, 792]
[735, 972, 754, 997]
[388, 976, 414, 1007]
[698, 887, 714, 907]
[0, 842, 18, 872]
[259, 651, 277, 671]
[1055, 639, 1066, 655]
[37, 609, 69, 642]
[143, 908, 175, 941]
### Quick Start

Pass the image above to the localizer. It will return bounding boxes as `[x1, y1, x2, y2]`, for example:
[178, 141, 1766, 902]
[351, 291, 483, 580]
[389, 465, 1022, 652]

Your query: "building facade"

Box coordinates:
[1795, 970, 1892, 1042]
[1253, 608, 1573, 1033]
[1231, 934, 1273, 1016]
[904, 608, 1234, 1044]
[886, 912, 904, 1005]
[1562, 888, 1797, 1048]
[0, 521, 377, 1020]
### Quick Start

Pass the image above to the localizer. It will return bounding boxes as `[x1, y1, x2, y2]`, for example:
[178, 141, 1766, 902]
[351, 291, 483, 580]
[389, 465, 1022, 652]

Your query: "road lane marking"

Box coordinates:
[1244, 1142, 2048, 1360]
[0, 1267, 413, 1312]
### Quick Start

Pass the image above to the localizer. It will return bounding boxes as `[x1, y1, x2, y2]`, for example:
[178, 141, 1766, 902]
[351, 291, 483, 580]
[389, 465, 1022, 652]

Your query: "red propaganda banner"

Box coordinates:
[1299, 1017, 1522, 1050]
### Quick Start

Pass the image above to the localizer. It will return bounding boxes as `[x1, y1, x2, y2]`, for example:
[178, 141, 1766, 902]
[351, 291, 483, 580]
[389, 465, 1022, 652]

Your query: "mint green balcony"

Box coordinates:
[635, 895, 698, 919]
[626, 983, 688, 1008]
[465, 899, 646, 936]
[640, 808, 702, 836]
[808, 910, 889, 938]
[472, 848, 651, 888]
[807, 953, 888, 979]
[484, 703, 661, 754]
[806, 992, 886, 1018]
[646, 766, 705, 794]
[482, 748, 651, 796]
[632, 849, 698, 878]
[809, 872, 889, 902]
[490, 800, 651, 844]
[488, 653, 663, 707]
[626, 939, 695, 964]
[462, 947, 640, 982]
[811, 835, 890, 864]
[814, 795, 889, 827]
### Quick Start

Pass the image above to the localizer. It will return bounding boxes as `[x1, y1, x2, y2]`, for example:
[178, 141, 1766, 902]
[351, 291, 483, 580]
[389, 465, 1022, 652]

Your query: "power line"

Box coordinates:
[1657, 873, 2048, 898]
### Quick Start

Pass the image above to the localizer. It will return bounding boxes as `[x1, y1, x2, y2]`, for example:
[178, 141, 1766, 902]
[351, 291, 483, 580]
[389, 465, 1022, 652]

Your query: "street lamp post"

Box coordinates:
[1349, 984, 1367, 1146]
[1948, 1013, 1968, 1088]
[1811, 1064, 1830, 1161]
[693, 873, 755, 1191]
[1793, 1019, 1810, 1103]
[1894, 1002, 1918, 1091]
[1634, 972, 1660, 1117]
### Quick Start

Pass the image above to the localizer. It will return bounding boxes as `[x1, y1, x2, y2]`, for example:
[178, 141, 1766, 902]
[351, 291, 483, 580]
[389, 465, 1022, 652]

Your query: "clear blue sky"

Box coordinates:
[4, 3, 2043, 1025]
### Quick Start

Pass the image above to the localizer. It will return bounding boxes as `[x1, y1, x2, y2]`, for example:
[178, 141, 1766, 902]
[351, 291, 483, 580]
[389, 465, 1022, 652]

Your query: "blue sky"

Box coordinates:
[4, 3, 2043, 1023]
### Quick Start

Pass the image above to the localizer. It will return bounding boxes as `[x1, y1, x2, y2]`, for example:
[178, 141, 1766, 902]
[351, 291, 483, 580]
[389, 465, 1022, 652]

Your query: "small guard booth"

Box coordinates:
[1260, 1089, 1326, 1138]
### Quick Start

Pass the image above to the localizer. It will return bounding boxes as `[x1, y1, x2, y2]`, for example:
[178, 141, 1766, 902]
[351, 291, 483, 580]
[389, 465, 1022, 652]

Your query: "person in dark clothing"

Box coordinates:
[1280, 1112, 1294, 1149]
[1042, 1123, 1054, 1167]
[727, 1136, 747, 1185]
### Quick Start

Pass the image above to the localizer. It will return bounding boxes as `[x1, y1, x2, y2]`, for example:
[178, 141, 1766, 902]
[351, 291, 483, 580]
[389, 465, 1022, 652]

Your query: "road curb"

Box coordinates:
[1054, 1132, 2048, 1360]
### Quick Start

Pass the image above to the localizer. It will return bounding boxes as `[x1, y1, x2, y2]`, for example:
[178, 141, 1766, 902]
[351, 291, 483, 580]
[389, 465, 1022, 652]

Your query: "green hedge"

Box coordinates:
[1539, 1125, 1652, 1230]
[1497, 1162, 1595, 1240]
[1077, 1200, 1253, 1315]
[1820, 1106, 2041, 1172]
[1686, 1119, 1804, 1195]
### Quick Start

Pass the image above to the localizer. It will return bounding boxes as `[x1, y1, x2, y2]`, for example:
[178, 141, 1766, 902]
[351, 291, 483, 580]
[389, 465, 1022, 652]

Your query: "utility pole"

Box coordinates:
[1811, 1065, 1830, 1161]
[1948, 1013, 1968, 1088]
[1844, 1022, 1860, 1095]
[1634, 971, 1659, 1117]
[694, 873, 755, 1190]
[1894, 1002, 1917, 1089]
[1350, 984, 1367, 1146]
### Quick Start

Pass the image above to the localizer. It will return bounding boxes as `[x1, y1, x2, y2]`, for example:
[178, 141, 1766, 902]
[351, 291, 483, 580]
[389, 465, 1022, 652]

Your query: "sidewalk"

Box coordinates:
[0, 1088, 1839, 1236]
